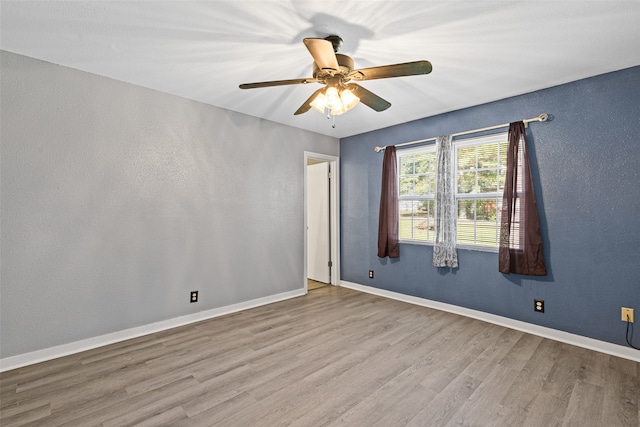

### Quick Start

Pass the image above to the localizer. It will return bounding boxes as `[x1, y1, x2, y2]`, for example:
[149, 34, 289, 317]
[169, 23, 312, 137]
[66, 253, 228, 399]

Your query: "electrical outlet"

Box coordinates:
[368, 270, 374, 279]
[534, 299, 544, 313]
[190, 291, 198, 303]
[621, 307, 634, 323]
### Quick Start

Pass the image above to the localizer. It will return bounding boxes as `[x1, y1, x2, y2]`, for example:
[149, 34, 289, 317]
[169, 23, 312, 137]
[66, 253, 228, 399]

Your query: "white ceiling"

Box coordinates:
[2, 1, 639, 138]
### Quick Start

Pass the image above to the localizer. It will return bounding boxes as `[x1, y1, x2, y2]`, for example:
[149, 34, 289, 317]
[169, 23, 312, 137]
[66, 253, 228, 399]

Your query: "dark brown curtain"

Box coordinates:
[378, 146, 400, 258]
[499, 122, 546, 275]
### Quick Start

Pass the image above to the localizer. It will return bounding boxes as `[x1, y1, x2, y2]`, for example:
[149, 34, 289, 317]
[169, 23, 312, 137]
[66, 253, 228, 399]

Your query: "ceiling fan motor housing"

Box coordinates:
[312, 54, 354, 80]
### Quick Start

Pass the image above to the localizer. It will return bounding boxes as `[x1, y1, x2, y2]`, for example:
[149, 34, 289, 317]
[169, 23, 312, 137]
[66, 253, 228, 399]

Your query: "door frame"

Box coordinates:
[303, 152, 340, 293]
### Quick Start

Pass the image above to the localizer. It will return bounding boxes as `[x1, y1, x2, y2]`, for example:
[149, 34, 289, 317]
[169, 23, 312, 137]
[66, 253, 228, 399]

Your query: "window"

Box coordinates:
[397, 132, 508, 249]
[398, 146, 437, 242]
[455, 133, 507, 248]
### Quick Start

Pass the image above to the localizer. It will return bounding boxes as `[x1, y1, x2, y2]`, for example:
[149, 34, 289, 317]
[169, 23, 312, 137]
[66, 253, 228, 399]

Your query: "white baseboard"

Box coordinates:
[340, 280, 640, 363]
[0, 288, 306, 372]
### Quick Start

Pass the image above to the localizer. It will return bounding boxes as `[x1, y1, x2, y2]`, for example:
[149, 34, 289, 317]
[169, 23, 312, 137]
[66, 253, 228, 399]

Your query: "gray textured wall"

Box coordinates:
[0, 51, 338, 358]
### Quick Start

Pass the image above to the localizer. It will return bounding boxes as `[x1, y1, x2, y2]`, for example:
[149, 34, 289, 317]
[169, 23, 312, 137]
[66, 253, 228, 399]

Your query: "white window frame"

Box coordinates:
[397, 131, 508, 252]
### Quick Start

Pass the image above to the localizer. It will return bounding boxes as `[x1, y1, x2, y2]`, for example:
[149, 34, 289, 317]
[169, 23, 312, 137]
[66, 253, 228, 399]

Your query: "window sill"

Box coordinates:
[457, 244, 498, 253]
[399, 239, 434, 247]
[399, 240, 499, 253]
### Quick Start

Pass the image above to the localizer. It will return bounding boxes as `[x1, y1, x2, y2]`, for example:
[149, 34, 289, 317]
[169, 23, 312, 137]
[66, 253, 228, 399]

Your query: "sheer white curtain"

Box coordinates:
[433, 135, 458, 268]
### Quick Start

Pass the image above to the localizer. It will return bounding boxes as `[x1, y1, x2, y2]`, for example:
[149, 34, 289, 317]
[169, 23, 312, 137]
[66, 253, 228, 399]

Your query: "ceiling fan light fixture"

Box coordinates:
[309, 86, 360, 117]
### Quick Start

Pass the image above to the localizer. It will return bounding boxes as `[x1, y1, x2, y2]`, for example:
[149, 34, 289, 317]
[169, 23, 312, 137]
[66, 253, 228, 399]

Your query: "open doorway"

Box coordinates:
[304, 152, 340, 293]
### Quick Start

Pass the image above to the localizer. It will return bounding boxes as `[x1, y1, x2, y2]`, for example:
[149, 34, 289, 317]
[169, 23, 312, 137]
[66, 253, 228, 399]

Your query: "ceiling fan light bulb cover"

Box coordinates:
[325, 87, 340, 109]
[310, 92, 327, 114]
[331, 104, 347, 116]
[340, 89, 360, 110]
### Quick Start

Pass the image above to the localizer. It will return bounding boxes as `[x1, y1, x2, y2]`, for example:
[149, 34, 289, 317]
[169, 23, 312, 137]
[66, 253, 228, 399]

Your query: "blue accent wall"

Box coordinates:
[340, 66, 640, 347]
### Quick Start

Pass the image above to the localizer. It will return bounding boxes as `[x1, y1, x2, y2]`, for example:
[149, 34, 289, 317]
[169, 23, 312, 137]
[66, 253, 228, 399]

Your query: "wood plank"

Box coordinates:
[405, 374, 481, 427]
[494, 338, 562, 425]
[522, 391, 569, 427]
[562, 380, 604, 426]
[601, 362, 639, 426]
[0, 402, 51, 427]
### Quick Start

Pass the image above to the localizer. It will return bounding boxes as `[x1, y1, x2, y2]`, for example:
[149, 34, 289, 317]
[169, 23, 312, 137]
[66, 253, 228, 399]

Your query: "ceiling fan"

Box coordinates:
[239, 35, 432, 123]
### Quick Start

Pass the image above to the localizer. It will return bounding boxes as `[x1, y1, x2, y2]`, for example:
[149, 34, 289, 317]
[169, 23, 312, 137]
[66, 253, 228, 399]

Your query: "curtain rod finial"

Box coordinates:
[374, 146, 384, 152]
[539, 113, 548, 122]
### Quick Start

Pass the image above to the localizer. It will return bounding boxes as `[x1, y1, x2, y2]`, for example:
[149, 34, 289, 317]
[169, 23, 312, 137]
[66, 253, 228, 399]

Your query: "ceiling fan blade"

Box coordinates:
[239, 78, 316, 89]
[350, 60, 432, 81]
[303, 38, 339, 71]
[294, 88, 325, 115]
[349, 84, 391, 112]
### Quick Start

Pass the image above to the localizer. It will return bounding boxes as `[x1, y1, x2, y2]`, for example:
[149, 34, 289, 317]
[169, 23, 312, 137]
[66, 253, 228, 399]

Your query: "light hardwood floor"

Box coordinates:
[308, 279, 329, 291]
[1, 286, 638, 426]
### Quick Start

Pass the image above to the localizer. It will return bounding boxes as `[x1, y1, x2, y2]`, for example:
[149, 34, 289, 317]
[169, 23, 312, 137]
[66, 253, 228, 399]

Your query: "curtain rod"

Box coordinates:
[373, 113, 549, 152]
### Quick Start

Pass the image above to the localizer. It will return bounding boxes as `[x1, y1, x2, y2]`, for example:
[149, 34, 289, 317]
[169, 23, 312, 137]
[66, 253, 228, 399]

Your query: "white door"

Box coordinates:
[307, 162, 330, 283]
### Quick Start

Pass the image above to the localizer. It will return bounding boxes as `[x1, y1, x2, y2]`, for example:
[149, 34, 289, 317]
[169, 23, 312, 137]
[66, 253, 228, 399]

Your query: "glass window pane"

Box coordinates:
[426, 172, 436, 195]
[476, 199, 497, 221]
[457, 146, 476, 170]
[477, 143, 499, 169]
[398, 200, 434, 242]
[414, 175, 429, 195]
[458, 199, 474, 220]
[399, 177, 415, 196]
[457, 200, 475, 245]
[399, 201, 413, 240]
[400, 155, 414, 175]
[499, 141, 508, 166]
[476, 221, 498, 246]
[399, 218, 413, 240]
[427, 150, 438, 172]
[424, 200, 435, 240]
[425, 151, 436, 172]
[478, 170, 498, 193]
[455, 198, 502, 247]
[457, 171, 476, 193]
[413, 201, 428, 240]
[414, 153, 429, 174]
[399, 199, 435, 242]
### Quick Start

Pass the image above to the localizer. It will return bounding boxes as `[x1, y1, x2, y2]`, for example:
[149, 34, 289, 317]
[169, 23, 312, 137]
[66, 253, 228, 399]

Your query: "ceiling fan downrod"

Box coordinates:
[324, 35, 343, 53]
